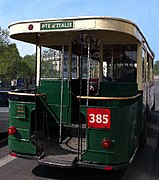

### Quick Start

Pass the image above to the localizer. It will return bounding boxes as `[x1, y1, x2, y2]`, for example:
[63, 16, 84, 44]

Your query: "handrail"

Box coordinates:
[8, 91, 46, 97]
[76, 93, 141, 100]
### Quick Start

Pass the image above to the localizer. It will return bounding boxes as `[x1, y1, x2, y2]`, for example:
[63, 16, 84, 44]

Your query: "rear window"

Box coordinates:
[0, 92, 9, 107]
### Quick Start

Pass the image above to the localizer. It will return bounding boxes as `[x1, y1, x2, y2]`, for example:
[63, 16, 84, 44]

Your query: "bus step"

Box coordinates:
[38, 154, 77, 167]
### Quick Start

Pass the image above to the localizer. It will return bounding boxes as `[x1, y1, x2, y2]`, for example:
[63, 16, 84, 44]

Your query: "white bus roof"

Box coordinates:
[8, 16, 154, 58]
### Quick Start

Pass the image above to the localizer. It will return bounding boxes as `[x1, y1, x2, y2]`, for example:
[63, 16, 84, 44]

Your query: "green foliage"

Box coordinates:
[0, 27, 9, 45]
[0, 43, 21, 81]
[22, 54, 36, 79]
[153, 61, 159, 75]
[0, 27, 36, 84]
[41, 59, 60, 78]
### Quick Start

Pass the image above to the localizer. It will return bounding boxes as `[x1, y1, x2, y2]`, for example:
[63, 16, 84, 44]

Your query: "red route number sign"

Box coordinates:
[87, 108, 110, 129]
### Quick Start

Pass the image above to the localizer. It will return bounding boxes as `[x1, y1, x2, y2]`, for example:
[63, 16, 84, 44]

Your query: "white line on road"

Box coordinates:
[0, 155, 17, 168]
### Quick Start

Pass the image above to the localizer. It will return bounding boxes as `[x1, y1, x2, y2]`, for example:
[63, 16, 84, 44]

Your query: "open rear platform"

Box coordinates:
[39, 153, 77, 167]
[38, 135, 86, 167]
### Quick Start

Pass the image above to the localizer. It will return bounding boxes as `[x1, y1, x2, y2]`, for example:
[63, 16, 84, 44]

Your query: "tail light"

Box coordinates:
[10, 153, 17, 157]
[101, 139, 112, 149]
[104, 166, 113, 171]
[8, 126, 16, 135]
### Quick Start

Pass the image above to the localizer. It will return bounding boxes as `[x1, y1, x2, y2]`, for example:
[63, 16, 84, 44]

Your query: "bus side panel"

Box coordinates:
[98, 82, 138, 97]
[8, 100, 36, 154]
[38, 79, 71, 125]
[81, 103, 139, 165]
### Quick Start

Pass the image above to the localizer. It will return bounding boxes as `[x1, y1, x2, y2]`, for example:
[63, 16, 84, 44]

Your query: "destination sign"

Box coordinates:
[40, 21, 73, 30]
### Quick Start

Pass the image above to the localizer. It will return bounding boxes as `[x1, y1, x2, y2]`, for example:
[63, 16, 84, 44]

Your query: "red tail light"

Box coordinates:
[101, 139, 112, 149]
[10, 153, 17, 157]
[104, 166, 113, 171]
[8, 126, 16, 135]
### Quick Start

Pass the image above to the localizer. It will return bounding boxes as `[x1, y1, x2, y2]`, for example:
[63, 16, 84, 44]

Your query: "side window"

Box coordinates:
[149, 56, 153, 81]
[41, 46, 68, 79]
[147, 55, 153, 82]
[142, 48, 146, 82]
[147, 55, 150, 81]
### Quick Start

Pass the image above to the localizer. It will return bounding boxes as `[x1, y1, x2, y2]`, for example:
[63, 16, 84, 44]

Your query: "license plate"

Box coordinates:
[87, 108, 110, 129]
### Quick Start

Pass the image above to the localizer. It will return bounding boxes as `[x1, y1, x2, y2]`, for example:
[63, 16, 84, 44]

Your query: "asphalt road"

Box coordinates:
[0, 80, 159, 179]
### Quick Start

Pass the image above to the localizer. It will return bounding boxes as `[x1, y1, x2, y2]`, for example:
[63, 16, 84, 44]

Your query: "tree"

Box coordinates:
[0, 28, 22, 81]
[0, 27, 9, 45]
[153, 61, 159, 75]
[21, 54, 36, 85]
[0, 27, 36, 86]
[0, 43, 22, 81]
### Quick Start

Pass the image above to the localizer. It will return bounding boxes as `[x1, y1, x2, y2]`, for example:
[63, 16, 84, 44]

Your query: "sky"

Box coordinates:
[0, 0, 159, 61]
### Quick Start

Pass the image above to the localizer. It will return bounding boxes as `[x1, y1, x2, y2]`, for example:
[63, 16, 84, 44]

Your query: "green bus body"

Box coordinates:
[8, 16, 154, 170]
[8, 100, 36, 154]
[8, 80, 144, 169]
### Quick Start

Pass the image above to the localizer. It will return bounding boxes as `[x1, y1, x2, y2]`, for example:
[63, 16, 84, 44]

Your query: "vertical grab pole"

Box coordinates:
[87, 34, 91, 106]
[35, 34, 41, 133]
[36, 44, 41, 87]
[59, 45, 64, 143]
[77, 33, 83, 160]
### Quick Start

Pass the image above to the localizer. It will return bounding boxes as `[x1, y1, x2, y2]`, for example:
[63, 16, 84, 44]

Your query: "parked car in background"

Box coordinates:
[0, 91, 9, 133]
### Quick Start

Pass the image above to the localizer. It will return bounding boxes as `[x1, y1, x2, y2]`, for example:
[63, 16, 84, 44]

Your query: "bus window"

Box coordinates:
[72, 55, 78, 78]
[103, 44, 137, 82]
[142, 48, 146, 82]
[72, 34, 100, 80]
[71, 34, 100, 97]
[146, 55, 153, 82]
[41, 46, 68, 79]
[149, 56, 153, 81]
[147, 55, 150, 81]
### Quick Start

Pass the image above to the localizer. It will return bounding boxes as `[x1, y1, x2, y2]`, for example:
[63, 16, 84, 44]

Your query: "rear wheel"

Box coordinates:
[151, 98, 155, 111]
[139, 117, 147, 148]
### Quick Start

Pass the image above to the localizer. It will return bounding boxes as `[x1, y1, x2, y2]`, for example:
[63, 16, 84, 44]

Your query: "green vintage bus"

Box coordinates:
[8, 16, 155, 170]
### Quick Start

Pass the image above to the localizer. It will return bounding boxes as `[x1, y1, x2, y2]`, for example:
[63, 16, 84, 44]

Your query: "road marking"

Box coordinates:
[0, 155, 17, 168]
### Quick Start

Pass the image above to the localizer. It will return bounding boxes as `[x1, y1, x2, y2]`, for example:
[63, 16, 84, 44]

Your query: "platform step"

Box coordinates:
[39, 154, 77, 167]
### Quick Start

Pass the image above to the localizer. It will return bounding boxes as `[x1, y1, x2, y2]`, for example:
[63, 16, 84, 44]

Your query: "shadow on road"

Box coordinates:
[122, 110, 159, 179]
[32, 164, 125, 180]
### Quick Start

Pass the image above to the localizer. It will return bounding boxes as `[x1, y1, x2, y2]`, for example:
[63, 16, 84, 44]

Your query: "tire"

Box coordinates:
[151, 99, 155, 111]
[139, 118, 147, 148]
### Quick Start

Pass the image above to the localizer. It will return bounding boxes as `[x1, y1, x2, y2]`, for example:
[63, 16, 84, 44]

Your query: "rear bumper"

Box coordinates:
[9, 150, 38, 160]
[77, 161, 129, 171]
[10, 150, 129, 171]
[38, 156, 129, 171]
[38, 160, 129, 171]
